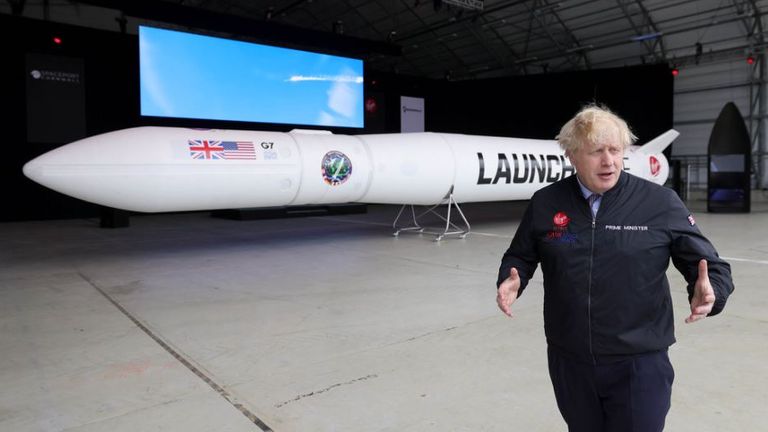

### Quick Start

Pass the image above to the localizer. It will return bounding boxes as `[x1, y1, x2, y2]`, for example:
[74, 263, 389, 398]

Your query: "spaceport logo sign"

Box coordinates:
[29, 69, 81, 84]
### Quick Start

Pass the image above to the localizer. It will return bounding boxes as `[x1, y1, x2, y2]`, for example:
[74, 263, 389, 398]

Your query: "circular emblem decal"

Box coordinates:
[553, 212, 570, 228]
[649, 155, 661, 177]
[321, 151, 352, 186]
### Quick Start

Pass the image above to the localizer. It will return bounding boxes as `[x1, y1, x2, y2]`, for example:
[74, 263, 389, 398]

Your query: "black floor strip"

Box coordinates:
[78, 272, 274, 432]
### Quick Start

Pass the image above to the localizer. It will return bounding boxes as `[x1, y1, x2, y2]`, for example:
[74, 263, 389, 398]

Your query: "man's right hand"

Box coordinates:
[497, 267, 521, 317]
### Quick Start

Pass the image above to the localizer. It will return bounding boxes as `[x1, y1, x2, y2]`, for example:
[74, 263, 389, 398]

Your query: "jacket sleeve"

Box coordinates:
[667, 191, 734, 316]
[497, 198, 540, 295]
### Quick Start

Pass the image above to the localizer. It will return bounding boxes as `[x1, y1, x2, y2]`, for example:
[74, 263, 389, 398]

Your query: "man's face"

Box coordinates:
[566, 133, 625, 194]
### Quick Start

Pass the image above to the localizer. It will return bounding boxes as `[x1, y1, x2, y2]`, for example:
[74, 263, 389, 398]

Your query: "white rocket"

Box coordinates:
[22, 127, 677, 213]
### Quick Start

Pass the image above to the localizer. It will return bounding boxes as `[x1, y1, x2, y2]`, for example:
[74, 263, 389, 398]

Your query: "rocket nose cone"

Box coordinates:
[22, 147, 73, 189]
[23, 155, 46, 185]
[21, 139, 105, 199]
[710, 102, 750, 154]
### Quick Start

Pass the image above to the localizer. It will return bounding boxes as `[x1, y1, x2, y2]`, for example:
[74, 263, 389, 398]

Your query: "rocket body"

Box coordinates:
[23, 127, 673, 213]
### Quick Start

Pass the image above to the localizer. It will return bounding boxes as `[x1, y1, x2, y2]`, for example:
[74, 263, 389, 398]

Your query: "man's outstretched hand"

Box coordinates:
[685, 259, 716, 324]
[497, 267, 521, 318]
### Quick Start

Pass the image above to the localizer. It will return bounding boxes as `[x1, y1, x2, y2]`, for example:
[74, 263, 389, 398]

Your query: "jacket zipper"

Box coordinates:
[588, 213, 596, 365]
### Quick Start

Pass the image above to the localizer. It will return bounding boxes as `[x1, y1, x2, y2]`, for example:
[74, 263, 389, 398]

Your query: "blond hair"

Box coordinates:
[556, 105, 637, 153]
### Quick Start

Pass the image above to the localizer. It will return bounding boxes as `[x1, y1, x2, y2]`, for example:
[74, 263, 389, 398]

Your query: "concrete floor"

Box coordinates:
[1, 197, 766, 431]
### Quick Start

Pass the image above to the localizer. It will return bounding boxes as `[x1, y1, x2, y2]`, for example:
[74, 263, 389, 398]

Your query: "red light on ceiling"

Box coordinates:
[365, 97, 378, 113]
[747, 55, 755, 65]
[52, 37, 62, 45]
[671, 68, 679, 77]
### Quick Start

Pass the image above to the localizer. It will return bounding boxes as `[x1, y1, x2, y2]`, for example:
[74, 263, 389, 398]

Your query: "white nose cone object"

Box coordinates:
[23, 127, 305, 212]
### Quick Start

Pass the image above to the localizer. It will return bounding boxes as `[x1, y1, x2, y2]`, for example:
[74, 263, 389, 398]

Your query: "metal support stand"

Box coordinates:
[392, 191, 471, 241]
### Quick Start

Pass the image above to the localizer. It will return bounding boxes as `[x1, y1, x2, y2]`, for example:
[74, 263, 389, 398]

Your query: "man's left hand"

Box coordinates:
[685, 259, 716, 324]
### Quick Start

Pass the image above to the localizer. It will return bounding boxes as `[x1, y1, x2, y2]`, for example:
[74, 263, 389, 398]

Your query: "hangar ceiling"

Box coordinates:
[145, 0, 768, 80]
[4, 1, 767, 79]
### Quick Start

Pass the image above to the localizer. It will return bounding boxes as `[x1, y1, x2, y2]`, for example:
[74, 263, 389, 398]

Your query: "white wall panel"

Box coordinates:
[673, 60, 757, 157]
[673, 124, 713, 156]
[675, 87, 750, 123]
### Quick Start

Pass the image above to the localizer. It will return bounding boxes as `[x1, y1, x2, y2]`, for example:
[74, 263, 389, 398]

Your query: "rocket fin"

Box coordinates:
[637, 129, 679, 155]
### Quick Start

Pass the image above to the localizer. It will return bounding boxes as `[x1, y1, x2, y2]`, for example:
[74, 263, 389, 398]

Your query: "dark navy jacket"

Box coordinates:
[497, 171, 734, 362]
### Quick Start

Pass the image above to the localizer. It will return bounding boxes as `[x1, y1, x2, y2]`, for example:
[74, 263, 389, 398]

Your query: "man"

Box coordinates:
[496, 105, 734, 432]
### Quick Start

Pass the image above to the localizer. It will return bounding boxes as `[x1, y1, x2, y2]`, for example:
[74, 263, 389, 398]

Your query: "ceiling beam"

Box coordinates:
[69, 0, 402, 56]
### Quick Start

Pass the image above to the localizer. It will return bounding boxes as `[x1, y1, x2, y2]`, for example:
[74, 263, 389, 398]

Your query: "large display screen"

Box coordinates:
[139, 26, 364, 128]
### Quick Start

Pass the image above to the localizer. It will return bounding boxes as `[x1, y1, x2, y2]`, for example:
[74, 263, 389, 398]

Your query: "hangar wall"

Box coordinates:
[673, 59, 767, 190]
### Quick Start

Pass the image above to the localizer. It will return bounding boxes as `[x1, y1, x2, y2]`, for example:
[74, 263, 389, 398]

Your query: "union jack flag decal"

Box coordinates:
[188, 140, 257, 160]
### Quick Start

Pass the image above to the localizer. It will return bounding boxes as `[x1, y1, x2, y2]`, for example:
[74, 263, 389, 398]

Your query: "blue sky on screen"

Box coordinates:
[139, 26, 364, 128]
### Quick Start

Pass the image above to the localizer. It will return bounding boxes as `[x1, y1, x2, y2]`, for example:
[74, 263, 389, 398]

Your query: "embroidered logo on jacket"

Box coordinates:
[605, 225, 649, 231]
[545, 212, 577, 243]
[553, 212, 570, 228]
